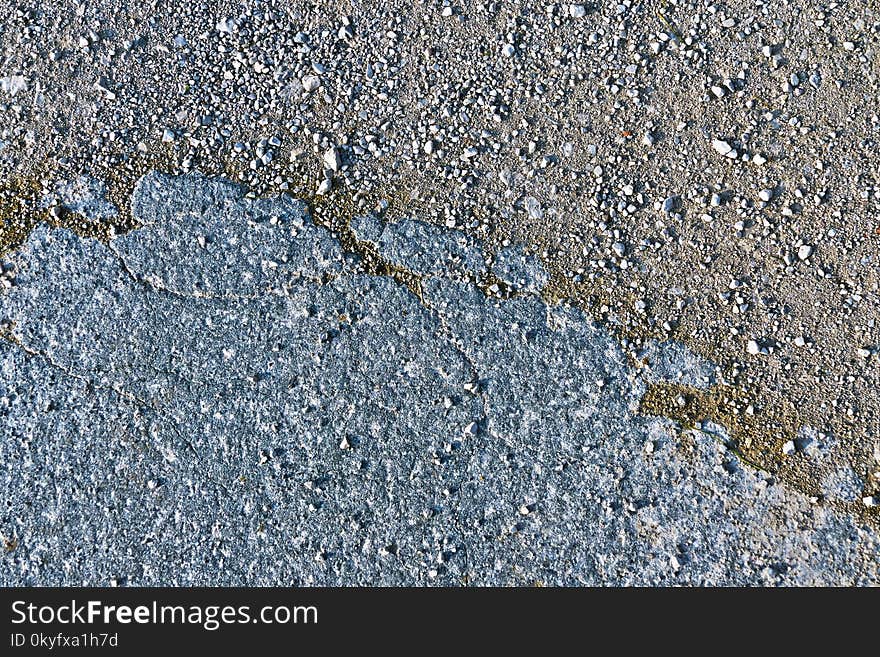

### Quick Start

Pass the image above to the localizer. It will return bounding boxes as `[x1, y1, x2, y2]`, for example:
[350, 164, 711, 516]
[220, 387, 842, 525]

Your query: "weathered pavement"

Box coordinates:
[1, 173, 877, 585]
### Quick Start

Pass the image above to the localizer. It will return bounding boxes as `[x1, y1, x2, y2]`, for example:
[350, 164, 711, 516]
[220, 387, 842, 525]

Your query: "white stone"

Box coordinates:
[323, 147, 341, 172]
[797, 245, 813, 260]
[216, 18, 236, 33]
[712, 139, 732, 156]
[0, 75, 27, 96]
[301, 75, 321, 92]
[525, 196, 543, 220]
[95, 78, 116, 100]
[747, 340, 760, 355]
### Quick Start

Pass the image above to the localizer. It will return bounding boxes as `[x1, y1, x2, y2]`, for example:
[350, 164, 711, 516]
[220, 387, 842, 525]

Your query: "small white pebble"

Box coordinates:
[322, 146, 341, 172]
[712, 139, 732, 156]
[301, 75, 321, 92]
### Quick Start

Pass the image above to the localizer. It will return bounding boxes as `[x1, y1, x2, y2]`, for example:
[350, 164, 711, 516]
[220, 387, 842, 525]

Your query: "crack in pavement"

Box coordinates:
[1, 326, 244, 505]
[0, 327, 148, 408]
[105, 240, 330, 303]
[419, 291, 492, 431]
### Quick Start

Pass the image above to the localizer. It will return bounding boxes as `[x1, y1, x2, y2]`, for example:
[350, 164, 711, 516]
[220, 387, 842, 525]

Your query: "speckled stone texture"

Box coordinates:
[1, 173, 877, 585]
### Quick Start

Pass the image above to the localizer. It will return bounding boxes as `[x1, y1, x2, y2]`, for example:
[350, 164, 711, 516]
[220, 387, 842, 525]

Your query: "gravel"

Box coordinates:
[1, 0, 879, 586]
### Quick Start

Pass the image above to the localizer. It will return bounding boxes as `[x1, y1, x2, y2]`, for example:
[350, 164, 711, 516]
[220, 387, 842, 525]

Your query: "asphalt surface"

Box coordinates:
[1, 172, 877, 585]
[1, 1, 879, 585]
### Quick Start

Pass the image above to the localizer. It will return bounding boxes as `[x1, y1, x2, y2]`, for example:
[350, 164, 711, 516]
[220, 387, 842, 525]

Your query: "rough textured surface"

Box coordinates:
[3, 0, 880, 531]
[353, 214, 487, 278]
[42, 175, 118, 222]
[1, 172, 877, 586]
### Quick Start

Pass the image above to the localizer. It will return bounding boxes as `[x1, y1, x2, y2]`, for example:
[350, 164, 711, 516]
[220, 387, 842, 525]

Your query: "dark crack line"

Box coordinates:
[105, 240, 329, 303]
[420, 297, 491, 430]
[2, 330, 239, 501]
[1, 329, 149, 407]
[155, 411, 236, 499]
